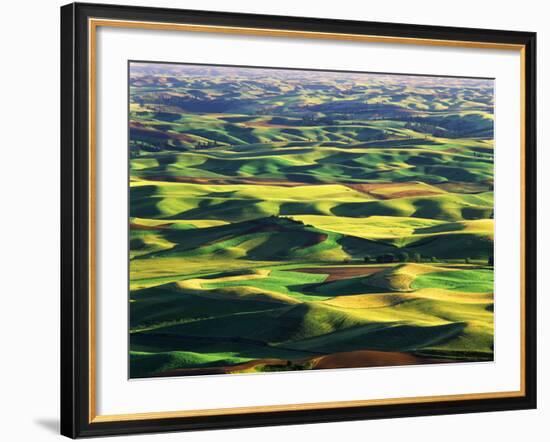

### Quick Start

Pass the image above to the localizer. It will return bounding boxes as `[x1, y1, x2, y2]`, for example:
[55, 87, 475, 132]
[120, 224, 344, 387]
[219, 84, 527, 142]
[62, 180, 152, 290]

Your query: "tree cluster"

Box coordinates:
[363, 252, 434, 264]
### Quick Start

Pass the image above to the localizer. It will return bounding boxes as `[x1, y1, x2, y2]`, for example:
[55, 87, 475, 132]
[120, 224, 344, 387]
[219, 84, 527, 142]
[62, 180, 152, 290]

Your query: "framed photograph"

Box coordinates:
[60, 2, 537, 438]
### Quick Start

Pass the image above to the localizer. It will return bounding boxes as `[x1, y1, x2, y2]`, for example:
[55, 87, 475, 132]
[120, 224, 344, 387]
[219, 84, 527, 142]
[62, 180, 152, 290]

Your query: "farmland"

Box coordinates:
[129, 62, 494, 378]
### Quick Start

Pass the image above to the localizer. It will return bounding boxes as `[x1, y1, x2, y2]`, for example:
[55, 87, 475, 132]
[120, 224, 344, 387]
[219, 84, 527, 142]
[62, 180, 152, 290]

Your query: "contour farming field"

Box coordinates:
[128, 62, 494, 378]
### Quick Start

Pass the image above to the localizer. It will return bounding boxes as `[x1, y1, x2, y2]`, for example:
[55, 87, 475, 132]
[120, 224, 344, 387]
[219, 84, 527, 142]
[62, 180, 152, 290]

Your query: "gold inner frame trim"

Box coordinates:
[88, 17, 527, 424]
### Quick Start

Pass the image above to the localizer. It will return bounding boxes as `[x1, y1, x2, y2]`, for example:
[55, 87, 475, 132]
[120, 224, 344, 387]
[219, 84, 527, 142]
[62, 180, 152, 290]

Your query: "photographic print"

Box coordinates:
[61, 6, 536, 436]
[128, 61, 495, 379]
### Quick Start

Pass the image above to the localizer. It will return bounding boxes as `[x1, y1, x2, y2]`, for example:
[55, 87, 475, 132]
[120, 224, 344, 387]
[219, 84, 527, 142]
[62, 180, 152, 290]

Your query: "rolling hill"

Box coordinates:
[128, 61, 494, 378]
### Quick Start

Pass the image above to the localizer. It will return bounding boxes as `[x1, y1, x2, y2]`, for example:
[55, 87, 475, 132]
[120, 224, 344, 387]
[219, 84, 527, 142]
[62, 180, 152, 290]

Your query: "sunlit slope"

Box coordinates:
[332, 192, 493, 221]
[130, 181, 493, 223]
[291, 215, 492, 239]
[130, 107, 494, 149]
[130, 142, 493, 186]
[128, 64, 495, 377]
[130, 181, 371, 220]
[130, 264, 493, 376]
[130, 216, 397, 262]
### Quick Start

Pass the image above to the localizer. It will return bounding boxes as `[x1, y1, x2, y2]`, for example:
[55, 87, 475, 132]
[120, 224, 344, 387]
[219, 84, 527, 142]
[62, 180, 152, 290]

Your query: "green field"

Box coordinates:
[129, 62, 494, 378]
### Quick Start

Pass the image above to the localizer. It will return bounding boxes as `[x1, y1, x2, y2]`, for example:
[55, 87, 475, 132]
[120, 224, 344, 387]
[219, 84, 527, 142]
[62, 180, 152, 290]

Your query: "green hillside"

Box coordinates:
[128, 62, 494, 378]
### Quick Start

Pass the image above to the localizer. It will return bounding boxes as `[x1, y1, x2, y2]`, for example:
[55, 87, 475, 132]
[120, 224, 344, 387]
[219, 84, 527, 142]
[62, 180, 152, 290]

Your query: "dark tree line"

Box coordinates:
[364, 252, 428, 264]
[363, 252, 494, 266]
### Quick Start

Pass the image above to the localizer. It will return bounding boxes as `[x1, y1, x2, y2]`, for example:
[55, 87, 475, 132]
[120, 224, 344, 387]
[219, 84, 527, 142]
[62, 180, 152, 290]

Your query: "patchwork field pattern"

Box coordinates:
[129, 62, 494, 378]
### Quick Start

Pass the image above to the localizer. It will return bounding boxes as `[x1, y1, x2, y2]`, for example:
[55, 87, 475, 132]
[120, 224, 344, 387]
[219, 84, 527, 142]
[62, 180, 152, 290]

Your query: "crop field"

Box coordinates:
[129, 62, 494, 378]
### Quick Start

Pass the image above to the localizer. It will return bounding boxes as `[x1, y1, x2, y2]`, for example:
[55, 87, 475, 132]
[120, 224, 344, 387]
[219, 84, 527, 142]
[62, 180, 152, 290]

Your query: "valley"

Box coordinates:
[128, 62, 494, 378]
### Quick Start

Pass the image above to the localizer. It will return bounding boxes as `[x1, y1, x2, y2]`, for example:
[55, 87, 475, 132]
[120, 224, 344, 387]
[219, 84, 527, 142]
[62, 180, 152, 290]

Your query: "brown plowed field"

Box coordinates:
[293, 266, 386, 281]
[310, 350, 449, 369]
[152, 350, 451, 378]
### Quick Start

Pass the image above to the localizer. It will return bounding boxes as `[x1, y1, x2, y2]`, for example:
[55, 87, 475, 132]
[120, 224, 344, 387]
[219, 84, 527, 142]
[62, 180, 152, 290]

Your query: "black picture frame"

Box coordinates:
[61, 2, 537, 438]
